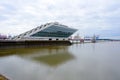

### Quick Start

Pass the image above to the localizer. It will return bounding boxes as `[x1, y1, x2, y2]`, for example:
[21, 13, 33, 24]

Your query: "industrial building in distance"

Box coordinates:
[12, 22, 77, 41]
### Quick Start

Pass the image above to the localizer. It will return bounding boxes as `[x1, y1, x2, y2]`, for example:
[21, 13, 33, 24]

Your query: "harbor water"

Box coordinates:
[0, 42, 120, 80]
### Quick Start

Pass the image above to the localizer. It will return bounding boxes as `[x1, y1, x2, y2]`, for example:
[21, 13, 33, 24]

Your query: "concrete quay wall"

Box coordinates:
[0, 40, 72, 48]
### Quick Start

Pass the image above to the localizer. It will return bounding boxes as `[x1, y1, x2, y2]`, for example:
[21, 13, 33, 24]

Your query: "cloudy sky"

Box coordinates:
[0, 0, 120, 38]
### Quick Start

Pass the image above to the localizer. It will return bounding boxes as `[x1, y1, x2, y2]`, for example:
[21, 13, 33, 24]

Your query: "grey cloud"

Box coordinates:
[0, 0, 120, 38]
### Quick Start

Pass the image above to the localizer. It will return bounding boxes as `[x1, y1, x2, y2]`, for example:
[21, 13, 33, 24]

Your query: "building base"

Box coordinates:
[0, 40, 72, 49]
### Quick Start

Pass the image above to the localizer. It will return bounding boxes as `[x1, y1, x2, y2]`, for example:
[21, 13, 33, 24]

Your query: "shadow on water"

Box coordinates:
[0, 45, 74, 67]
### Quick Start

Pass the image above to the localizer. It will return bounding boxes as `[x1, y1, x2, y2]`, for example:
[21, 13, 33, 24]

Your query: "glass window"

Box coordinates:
[31, 25, 76, 38]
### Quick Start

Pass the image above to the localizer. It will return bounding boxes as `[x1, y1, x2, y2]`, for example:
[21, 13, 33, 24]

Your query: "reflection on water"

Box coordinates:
[0, 46, 74, 80]
[0, 46, 74, 66]
[33, 53, 74, 66]
[0, 42, 120, 80]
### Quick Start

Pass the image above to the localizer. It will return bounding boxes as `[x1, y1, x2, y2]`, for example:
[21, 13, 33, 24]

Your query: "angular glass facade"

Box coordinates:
[12, 22, 77, 40]
[31, 25, 77, 38]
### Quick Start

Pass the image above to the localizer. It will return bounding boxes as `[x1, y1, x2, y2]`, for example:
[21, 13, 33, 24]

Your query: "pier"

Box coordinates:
[0, 40, 72, 48]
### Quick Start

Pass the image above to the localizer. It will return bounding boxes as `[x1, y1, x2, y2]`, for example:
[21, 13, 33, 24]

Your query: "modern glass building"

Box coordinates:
[13, 22, 77, 40]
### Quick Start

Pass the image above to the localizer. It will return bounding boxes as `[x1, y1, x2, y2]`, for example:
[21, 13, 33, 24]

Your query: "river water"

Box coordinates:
[0, 42, 120, 80]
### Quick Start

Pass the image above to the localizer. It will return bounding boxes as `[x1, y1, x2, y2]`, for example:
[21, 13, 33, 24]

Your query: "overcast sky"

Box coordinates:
[0, 0, 120, 38]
